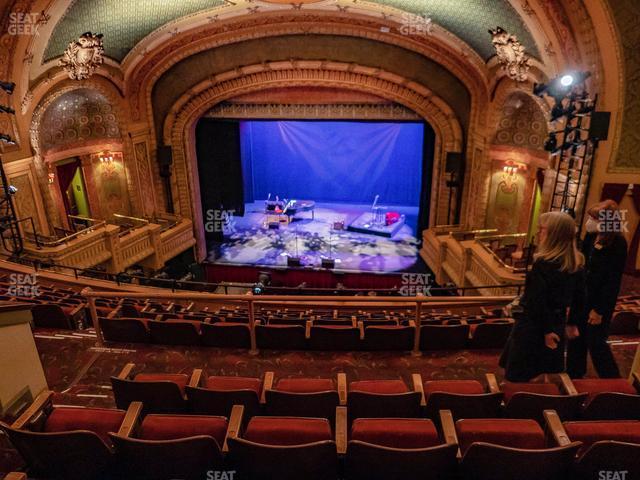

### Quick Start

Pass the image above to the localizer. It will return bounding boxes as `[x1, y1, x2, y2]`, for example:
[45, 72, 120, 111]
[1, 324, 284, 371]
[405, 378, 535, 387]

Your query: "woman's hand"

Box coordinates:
[544, 332, 560, 349]
[565, 325, 580, 340]
[588, 310, 603, 325]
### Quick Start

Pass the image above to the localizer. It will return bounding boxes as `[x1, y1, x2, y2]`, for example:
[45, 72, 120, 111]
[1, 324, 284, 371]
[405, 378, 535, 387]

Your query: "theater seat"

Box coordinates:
[423, 377, 502, 420]
[109, 402, 239, 480]
[256, 324, 308, 350]
[99, 317, 150, 343]
[571, 378, 640, 420]
[456, 418, 546, 454]
[201, 322, 251, 348]
[362, 325, 414, 351]
[0, 391, 125, 480]
[265, 375, 340, 421]
[226, 409, 342, 480]
[111, 363, 191, 414]
[468, 319, 513, 348]
[31, 303, 76, 329]
[148, 319, 201, 346]
[502, 380, 586, 423]
[350, 418, 440, 449]
[308, 325, 362, 351]
[186, 370, 263, 417]
[348, 379, 421, 420]
[419, 324, 470, 350]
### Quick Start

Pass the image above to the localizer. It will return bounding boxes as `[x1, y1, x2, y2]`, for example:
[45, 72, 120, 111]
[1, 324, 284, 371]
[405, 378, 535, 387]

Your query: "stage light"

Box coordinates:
[0, 105, 15, 114]
[0, 81, 15, 95]
[560, 74, 574, 87]
[0, 134, 15, 145]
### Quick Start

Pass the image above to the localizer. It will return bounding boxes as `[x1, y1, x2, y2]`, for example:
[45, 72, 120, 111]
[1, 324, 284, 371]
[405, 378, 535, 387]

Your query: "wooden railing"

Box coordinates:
[82, 288, 514, 355]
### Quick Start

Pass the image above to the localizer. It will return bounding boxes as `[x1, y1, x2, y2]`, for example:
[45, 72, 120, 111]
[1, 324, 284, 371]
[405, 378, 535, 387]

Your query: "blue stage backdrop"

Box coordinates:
[240, 121, 425, 206]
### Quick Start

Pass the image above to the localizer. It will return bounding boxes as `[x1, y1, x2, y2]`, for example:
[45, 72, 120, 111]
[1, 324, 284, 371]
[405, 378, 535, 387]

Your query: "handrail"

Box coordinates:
[113, 213, 150, 225]
[476, 232, 527, 241]
[68, 214, 102, 224]
[477, 240, 529, 274]
[33, 221, 107, 247]
[82, 287, 515, 353]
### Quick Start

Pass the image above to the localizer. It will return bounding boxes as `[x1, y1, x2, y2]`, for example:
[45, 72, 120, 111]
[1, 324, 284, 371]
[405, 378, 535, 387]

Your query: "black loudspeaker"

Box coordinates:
[321, 258, 335, 269]
[589, 112, 611, 141]
[157, 145, 173, 177]
[445, 152, 463, 174]
[287, 257, 301, 267]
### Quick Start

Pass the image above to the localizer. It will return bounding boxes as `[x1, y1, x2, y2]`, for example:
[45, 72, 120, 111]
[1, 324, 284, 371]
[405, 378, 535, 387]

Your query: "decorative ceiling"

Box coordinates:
[44, 0, 540, 63]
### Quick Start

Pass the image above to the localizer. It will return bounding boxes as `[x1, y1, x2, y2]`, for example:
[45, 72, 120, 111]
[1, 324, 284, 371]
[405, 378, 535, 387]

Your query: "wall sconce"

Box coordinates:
[47, 171, 55, 184]
[98, 151, 117, 174]
[502, 161, 527, 177]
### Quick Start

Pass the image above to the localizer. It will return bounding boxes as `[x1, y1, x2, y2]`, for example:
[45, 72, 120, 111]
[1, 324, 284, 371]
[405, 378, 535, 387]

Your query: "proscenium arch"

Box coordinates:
[164, 62, 463, 260]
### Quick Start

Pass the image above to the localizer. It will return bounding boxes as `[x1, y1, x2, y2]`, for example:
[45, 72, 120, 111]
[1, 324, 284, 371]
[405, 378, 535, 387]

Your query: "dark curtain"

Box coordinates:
[56, 158, 80, 216]
[195, 119, 245, 243]
[600, 183, 627, 204]
[625, 185, 640, 273]
[418, 122, 436, 236]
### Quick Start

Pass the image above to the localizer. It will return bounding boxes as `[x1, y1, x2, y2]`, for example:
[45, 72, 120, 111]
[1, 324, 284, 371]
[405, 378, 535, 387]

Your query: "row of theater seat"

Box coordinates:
[98, 316, 515, 351]
[106, 363, 640, 425]
[3, 390, 639, 479]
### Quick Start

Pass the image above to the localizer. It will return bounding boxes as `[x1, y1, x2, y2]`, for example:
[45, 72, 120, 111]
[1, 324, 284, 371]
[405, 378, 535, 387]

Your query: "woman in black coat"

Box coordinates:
[500, 211, 585, 382]
[567, 200, 627, 378]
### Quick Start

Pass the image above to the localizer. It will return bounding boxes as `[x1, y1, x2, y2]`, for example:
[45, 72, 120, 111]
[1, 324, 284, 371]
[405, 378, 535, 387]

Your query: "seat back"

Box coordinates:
[99, 317, 149, 343]
[119, 303, 141, 318]
[575, 441, 640, 480]
[345, 441, 457, 480]
[309, 326, 362, 351]
[504, 393, 587, 423]
[110, 434, 224, 480]
[348, 392, 422, 420]
[0, 423, 113, 480]
[609, 311, 640, 335]
[256, 325, 307, 350]
[419, 324, 470, 350]
[31, 304, 74, 329]
[148, 320, 201, 346]
[201, 323, 251, 348]
[461, 442, 580, 480]
[363, 326, 414, 351]
[227, 437, 338, 480]
[186, 386, 260, 418]
[468, 321, 513, 349]
[582, 393, 640, 420]
[265, 390, 340, 421]
[425, 392, 503, 421]
[110, 377, 186, 413]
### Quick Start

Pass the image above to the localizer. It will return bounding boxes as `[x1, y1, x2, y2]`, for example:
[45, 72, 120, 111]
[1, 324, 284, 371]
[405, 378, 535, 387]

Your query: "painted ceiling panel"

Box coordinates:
[44, 0, 539, 63]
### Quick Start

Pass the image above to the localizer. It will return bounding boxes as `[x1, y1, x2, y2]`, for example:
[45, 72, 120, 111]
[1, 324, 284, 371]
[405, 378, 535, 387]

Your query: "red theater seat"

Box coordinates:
[99, 317, 150, 343]
[502, 380, 586, 423]
[362, 325, 414, 351]
[266, 376, 340, 420]
[139, 414, 228, 444]
[423, 377, 503, 420]
[244, 417, 333, 445]
[456, 418, 546, 455]
[468, 319, 514, 348]
[309, 325, 362, 351]
[256, 324, 308, 350]
[148, 319, 201, 346]
[277, 378, 335, 393]
[571, 378, 640, 420]
[186, 371, 263, 417]
[419, 324, 470, 350]
[350, 418, 440, 449]
[348, 379, 421, 420]
[563, 420, 640, 454]
[44, 407, 126, 444]
[134, 373, 189, 393]
[201, 322, 251, 348]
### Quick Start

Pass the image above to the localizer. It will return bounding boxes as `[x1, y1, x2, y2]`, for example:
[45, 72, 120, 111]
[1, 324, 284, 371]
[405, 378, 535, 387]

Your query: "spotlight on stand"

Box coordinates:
[534, 71, 591, 99]
[0, 81, 15, 95]
[7, 185, 17, 195]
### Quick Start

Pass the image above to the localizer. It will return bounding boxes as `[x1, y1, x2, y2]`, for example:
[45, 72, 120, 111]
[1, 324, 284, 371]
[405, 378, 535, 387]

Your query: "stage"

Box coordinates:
[206, 201, 419, 273]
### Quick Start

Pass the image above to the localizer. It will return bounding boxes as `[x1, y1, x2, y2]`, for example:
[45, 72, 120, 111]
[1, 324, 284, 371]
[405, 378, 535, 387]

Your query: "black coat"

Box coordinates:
[500, 259, 585, 382]
[581, 232, 627, 323]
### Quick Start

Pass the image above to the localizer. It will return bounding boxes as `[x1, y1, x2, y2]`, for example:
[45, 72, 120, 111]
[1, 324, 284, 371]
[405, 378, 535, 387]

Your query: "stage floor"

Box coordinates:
[207, 201, 420, 273]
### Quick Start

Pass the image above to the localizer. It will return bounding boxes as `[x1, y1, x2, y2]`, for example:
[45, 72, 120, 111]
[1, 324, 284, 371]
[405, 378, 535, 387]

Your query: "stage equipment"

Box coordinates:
[385, 212, 401, 226]
[287, 228, 301, 266]
[534, 71, 610, 228]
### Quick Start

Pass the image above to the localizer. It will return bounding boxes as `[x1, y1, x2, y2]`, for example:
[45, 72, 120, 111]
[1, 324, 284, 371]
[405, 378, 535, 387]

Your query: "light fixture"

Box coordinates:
[0, 134, 15, 145]
[0, 81, 15, 95]
[99, 152, 114, 163]
[7, 185, 18, 195]
[560, 74, 574, 87]
[48, 172, 55, 184]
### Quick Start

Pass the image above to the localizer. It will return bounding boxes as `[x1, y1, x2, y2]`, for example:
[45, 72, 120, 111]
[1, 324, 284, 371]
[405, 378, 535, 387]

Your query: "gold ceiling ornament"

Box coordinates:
[59, 32, 105, 80]
[489, 26, 531, 82]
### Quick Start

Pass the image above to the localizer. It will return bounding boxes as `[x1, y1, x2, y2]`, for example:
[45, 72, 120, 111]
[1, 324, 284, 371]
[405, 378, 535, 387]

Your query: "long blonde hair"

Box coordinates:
[534, 211, 585, 273]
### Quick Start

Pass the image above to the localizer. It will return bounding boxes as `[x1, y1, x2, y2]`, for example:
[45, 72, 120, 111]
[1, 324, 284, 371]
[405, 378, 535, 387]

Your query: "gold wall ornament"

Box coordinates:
[489, 26, 531, 82]
[59, 32, 104, 80]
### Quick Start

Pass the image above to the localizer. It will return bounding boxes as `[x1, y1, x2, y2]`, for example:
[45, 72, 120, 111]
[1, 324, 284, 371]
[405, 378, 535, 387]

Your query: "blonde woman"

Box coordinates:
[500, 211, 586, 382]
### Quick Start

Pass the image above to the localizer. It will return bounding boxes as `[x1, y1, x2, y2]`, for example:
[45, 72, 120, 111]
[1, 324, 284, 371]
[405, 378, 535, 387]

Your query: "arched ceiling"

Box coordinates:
[43, 0, 540, 63]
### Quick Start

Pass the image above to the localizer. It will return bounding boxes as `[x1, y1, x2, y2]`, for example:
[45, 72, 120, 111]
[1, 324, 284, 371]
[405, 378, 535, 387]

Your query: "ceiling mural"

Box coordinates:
[43, 0, 540, 63]
[39, 88, 121, 152]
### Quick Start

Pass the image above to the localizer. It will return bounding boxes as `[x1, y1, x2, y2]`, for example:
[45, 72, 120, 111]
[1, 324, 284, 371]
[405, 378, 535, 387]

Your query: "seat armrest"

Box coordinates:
[189, 369, 203, 388]
[485, 373, 500, 394]
[412, 373, 426, 407]
[223, 405, 244, 453]
[357, 321, 364, 339]
[118, 363, 136, 380]
[337, 373, 347, 406]
[439, 409, 460, 459]
[305, 320, 312, 339]
[261, 371, 275, 404]
[107, 306, 120, 319]
[118, 402, 143, 438]
[335, 406, 348, 455]
[4, 473, 27, 480]
[557, 373, 578, 395]
[543, 410, 570, 446]
[12, 390, 54, 429]
[631, 371, 640, 392]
